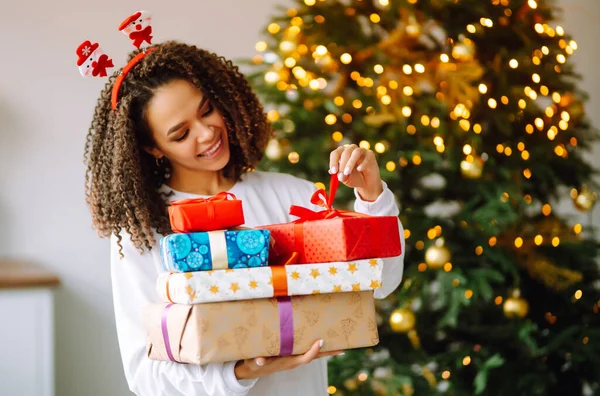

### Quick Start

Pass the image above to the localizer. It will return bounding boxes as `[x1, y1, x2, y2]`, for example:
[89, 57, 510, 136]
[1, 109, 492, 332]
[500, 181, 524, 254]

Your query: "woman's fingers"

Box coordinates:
[244, 356, 273, 371]
[237, 341, 343, 380]
[336, 145, 359, 181]
[356, 149, 375, 172]
[316, 350, 345, 359]
[329, 146, 345, 174]
[293, 339, 324, 365]
[342, 148, 367, 178]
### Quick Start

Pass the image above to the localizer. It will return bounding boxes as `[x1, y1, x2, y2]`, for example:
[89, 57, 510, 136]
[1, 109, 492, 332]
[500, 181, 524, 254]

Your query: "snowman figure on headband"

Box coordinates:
[76, 40, 114, 78]
[118, 11, 153, 49]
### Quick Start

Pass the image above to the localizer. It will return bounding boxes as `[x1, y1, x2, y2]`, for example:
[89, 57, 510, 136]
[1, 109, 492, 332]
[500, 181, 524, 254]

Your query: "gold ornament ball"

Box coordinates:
[503, 290, 529, 319]
[573, 189, 597, 212]
[389, 308, 416, 333]
[460, 157, 484, 179]
[425, 245, 451, 269]
[452, 42, 475, 62]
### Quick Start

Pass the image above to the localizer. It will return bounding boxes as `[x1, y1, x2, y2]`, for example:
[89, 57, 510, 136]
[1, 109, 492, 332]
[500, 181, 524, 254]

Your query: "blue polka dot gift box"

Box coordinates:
[160, 229, 271, 272]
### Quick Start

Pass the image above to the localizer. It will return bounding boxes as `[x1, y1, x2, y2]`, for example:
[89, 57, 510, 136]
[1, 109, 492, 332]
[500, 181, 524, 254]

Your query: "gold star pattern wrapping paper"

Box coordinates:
[157, 259, 383, 304]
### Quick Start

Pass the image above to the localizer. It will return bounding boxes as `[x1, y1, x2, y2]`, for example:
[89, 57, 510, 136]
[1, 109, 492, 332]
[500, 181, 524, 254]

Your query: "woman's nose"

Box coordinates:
[195, 122, 216, 143]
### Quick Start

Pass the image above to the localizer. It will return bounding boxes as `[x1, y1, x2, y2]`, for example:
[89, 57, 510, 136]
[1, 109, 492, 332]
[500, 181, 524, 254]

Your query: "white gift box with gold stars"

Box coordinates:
[157, 259, 383, 304]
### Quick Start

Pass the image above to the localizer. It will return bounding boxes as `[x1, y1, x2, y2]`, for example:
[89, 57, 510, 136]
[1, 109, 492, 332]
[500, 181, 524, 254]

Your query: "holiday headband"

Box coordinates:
[76, 10, 156, 110]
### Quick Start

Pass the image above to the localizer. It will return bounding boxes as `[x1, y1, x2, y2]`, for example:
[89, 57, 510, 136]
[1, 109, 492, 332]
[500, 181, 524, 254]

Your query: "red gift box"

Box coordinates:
[168, 192, 245, 233]
[259, 175, 401, 264]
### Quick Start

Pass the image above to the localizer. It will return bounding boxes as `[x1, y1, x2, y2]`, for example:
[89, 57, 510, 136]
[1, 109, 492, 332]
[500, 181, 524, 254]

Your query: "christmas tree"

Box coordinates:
[245, 0, 600, 394]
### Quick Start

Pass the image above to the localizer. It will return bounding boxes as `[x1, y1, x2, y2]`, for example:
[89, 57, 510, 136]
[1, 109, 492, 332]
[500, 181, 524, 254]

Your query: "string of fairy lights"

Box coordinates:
[252, 0, 599, 392]
[254, 1, 595, 256]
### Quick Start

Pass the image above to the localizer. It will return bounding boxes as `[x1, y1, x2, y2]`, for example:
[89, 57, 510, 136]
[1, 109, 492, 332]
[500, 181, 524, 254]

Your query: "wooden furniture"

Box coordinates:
[0, 259, 60, 396]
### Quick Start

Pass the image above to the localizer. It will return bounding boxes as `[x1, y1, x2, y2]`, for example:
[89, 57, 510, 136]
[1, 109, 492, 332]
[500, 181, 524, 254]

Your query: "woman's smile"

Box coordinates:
[197, 134, 224, 159]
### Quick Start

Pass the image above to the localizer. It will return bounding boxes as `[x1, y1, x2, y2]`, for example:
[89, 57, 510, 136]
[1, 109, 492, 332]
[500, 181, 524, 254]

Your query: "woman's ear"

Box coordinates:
[144, 146, 164, 159]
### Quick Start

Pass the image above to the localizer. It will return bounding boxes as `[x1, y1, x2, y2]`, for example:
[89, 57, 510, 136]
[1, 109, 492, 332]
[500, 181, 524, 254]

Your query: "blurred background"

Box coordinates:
[0, 0, 598, 395]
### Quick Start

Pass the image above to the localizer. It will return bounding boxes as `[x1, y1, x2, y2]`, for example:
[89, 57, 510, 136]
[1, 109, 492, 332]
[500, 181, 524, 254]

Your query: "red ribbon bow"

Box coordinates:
[170, 191, 237, 207]
[289, 174, 368, 222]
[92, 54, 114, 77]
[129, 26, 153, 48]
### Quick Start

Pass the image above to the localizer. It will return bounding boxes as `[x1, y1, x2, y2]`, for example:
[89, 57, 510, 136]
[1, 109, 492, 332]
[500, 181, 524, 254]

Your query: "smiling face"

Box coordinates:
[145, 79, 231, 175]
[78, 48, 102, 77]
[122, 12, 152, 34]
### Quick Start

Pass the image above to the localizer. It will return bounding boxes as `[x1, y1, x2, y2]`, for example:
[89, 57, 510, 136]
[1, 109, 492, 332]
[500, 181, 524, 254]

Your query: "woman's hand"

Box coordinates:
[329, 144, 383, 201]
[234, 340, 344, 380]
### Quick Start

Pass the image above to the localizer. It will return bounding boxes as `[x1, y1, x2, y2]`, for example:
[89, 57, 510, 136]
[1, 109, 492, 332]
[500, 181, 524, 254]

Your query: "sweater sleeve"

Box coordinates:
[110, 232, 258, 396]
[352, 181, 405, 299]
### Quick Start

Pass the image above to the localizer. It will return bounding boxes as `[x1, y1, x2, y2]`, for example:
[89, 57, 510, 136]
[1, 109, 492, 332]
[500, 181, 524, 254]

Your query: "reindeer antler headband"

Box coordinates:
[76, 10, 157, 110]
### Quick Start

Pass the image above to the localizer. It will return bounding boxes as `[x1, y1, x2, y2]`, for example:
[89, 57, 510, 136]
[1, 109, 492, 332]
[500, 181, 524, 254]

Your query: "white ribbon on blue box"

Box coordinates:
[160, 229, 270, 272]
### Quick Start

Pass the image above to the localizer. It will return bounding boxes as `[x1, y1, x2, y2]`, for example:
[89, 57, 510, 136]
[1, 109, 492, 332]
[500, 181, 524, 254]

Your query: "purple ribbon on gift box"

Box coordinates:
[160, 298, 295, 362]
[277, 296, 294, 356]
[161, 303, 184, 364]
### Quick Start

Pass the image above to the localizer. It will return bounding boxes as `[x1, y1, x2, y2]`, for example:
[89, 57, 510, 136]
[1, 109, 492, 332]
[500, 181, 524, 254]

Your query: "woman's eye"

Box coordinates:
[202, 103, 214, 117]
[175, 130, 189, 142]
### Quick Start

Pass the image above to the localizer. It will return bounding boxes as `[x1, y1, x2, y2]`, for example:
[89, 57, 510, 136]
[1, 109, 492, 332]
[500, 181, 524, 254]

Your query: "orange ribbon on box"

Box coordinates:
[271, 266, 289, 297]
[165, 274, 174, 303]
[164, 265, 290, 300]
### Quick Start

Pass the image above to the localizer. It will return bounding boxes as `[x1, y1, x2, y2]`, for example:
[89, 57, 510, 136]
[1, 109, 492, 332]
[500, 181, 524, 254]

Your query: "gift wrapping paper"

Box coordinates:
[157, 258, 383, 304]
[259, 216, 401, 264]
[160, 229, 270, 272]
[144, 291, 379, 364]
[168, 192, 244, 233]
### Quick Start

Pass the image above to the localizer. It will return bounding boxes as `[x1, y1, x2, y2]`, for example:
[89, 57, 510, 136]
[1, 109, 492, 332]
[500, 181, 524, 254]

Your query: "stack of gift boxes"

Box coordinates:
[143, 176, 402, 365]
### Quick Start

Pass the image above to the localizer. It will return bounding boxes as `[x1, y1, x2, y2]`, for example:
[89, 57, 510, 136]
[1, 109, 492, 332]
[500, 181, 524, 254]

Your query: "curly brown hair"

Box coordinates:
[84, 41, 272, 257]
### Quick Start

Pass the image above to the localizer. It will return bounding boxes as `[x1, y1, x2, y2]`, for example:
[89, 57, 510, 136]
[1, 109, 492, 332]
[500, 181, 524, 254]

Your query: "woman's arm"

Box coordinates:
[353, 180, 405, 299]
[326, 144, 406, 299]
[110, 233, 258, 396]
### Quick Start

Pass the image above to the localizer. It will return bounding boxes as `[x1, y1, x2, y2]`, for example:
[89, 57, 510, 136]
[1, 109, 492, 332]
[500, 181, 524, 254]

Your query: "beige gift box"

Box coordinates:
[144, 291, 379, 364]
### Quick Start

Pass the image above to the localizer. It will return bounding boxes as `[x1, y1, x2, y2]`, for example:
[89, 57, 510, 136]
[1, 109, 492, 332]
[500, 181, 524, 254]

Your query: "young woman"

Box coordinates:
[84, 41, 405, 396]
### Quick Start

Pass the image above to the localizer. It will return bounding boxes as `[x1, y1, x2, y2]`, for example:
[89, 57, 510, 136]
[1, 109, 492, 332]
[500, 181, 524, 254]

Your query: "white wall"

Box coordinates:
[557, 1, 600, 227]
[0, 1, 282, 395]
[0, 1, 598, 396]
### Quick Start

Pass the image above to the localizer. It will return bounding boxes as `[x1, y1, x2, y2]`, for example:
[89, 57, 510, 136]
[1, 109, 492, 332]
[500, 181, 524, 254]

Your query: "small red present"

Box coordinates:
[259, 175, 401, 264]
[168, 192, 244, 233]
